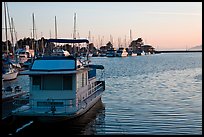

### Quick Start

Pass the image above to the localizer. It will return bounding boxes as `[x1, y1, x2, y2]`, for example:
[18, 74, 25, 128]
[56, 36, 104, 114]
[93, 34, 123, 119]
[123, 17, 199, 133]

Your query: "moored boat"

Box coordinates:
[2, 78, 28, 102]
[2, 58, 20, 81]
[116, 47, 128, 57]
[12, 38, 105, 122]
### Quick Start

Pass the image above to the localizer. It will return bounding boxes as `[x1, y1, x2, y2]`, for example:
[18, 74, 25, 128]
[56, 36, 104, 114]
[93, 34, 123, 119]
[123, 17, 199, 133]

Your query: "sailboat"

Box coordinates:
[2, 2, 20, 81]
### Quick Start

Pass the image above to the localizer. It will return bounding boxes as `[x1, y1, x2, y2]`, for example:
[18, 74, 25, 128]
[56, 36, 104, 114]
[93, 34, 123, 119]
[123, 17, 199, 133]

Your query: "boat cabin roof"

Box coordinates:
[30, 56, 76, 71]
[19, 56, 91, 75]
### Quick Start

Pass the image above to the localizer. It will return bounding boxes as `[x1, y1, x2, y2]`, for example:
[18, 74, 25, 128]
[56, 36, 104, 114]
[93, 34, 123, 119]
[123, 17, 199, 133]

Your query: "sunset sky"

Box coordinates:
[2, 2, 202, 50]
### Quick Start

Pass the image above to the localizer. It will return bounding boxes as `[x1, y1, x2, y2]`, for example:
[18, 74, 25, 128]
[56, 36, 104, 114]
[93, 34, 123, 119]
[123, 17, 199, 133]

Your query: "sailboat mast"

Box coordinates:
[4, 2, 8, 54]
[130, 29, 132, 46]
[73, 13, 76, 40]
[55, 16, 57, 39]
[6, 3, 14, 55]
[11, 17, 15, 56]
[88, 30, 91, 42]
[73, 13, 77, 56]
[32, 13, 35, 50]
[12, 18, 18, 50]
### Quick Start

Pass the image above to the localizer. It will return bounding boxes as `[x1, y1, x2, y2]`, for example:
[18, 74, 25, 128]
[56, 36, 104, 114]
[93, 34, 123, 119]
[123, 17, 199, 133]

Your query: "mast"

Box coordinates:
[11, 18, 18, 50]
[130, 29, 132, 46]
[88, 30, 91, 42]
[11, 18, 15, 56]
[73, 13, 77, 56]
[55, 16, 57, 39]
[49, 30, 52, 38]
[124, 35, 127, 48]
[32, 13, 35, 50]
[73, 13, 76, 40]
[6, 3, 14, 55]
[4, 2, 8, 54]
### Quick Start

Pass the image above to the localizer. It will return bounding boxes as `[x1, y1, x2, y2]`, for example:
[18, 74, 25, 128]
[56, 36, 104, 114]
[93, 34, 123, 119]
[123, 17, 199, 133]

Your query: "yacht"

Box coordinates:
[2, 58, 21, 81]
[16, 46, 33, 66]
[116, 48, 128, 57]
[12, 39, 105, 122]
[106, 48, 116, 57]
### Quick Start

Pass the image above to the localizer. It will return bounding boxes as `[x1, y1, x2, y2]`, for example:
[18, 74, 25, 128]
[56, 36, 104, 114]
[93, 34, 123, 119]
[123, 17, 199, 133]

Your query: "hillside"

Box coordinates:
[189, 45, 202, 50]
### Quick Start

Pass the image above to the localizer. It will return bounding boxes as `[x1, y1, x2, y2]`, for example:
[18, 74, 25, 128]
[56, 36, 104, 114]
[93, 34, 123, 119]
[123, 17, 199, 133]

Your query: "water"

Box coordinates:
[2, 52, 202, 135]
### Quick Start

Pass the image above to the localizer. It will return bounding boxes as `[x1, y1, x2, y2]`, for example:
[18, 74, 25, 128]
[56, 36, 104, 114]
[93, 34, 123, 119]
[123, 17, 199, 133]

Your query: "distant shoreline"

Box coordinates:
[155, 50, 202, 53]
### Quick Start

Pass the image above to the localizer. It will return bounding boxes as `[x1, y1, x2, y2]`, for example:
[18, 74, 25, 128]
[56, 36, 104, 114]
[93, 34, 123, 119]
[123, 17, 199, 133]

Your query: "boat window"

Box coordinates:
[82, 73, 84, 87]
[32, 76, 41, 90]
[77, 73, 82, 90]
[88, 69, 96, 79]
[85, 72, 87, 86]
[63, 75, 72, 90]
[42, 75, 62, 90]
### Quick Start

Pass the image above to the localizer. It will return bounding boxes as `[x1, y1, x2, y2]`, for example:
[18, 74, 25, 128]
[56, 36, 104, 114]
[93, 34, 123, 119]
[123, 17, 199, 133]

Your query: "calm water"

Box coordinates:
[2, 52, 202, 135]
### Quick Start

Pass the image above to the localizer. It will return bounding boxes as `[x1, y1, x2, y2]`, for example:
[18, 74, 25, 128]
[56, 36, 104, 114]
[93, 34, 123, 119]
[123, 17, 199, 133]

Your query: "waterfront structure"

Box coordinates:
[12, 39, 105, 122]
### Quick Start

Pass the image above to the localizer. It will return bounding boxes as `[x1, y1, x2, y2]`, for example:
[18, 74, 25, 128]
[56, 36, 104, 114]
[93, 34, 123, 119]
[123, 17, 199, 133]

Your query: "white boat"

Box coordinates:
[16, 46, 34, 65]
[2, 59, 20, 81]
[131, 52, 137, 56]
[116, 48, 128, 57]
[12, 39, 105, 122]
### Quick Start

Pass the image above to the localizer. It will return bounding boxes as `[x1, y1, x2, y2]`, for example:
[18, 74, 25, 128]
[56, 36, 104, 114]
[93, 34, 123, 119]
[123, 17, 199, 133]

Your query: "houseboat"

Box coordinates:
[12, 39, 105, 122]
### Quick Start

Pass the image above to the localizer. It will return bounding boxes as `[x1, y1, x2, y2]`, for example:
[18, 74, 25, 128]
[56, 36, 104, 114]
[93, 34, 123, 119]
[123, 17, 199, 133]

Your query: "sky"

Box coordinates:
[2, 2, 202, 50]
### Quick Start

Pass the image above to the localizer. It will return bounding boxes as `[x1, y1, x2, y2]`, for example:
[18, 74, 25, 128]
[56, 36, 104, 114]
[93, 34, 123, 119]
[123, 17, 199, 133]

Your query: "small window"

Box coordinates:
[63, 75, 72, 90]
[42, 75, 62, 90]
[32, 76, 41, 89]
[85, 72, 87, 86]
[33, 76, 41, 85]
[82, 73, 84, 87]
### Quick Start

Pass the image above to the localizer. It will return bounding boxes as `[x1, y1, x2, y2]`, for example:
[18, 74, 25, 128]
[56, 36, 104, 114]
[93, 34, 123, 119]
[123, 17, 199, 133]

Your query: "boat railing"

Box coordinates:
[88, 81, 105, 97]
[77, 80, 105, 110]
